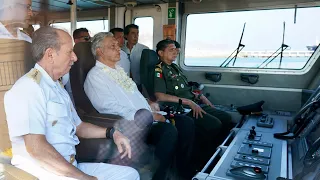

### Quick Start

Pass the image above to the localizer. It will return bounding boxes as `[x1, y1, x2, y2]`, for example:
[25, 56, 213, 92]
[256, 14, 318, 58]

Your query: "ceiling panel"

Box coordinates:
[31, 0, 112, 12]
[31, 0, 171, 13]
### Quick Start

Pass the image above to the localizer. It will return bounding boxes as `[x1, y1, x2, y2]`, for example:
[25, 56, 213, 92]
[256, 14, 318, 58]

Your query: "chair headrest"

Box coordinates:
[73, 42, 95, 80]
[70, 42, 97, 114]
[140, 49, 160, 101]
[141, 49, 159, 68]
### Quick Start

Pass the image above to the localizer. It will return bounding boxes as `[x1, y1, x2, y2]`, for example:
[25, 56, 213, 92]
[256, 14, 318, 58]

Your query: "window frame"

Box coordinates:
[179, 6, 320, 75]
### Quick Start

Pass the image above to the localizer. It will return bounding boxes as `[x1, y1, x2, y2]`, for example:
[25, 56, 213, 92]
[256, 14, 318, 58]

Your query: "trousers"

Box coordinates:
[188, 105, 233, 170]
[13, 156, 139, 180]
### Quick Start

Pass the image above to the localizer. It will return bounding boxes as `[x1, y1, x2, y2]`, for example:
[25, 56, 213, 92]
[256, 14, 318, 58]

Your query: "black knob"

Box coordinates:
[252, 149, 259, 153]
[242, 155, 246, 159]
[249, 143, 252, 147]
[250, 130, 256, 136]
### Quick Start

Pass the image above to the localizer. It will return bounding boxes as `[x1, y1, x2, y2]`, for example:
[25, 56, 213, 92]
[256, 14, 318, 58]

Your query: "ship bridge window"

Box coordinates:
[184, 7, 320, 70]
[134, 17, 154, 49]
[51, 19, 108, 36]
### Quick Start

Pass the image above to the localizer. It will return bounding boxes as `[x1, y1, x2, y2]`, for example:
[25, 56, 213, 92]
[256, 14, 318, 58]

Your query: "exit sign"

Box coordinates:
[168, 8, 176, 19]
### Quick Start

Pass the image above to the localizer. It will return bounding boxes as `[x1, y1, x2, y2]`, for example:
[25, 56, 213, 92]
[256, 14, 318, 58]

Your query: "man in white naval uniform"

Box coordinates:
[0, 0, 33, 42]
[4, 26, 139, 180]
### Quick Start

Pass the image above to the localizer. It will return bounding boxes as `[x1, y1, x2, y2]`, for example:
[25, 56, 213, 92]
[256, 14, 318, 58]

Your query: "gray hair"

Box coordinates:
[91, 32, 113, 59]
[31, 26, 61, 62]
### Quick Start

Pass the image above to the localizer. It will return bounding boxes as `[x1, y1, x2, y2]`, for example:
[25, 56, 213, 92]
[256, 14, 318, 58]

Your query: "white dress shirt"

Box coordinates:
[4, 63, 81, 169]
[122, 42, 149, 85]
[0, 22, 32, 43]
[84, 61, 151, 121]
[117, 50, 130, 76]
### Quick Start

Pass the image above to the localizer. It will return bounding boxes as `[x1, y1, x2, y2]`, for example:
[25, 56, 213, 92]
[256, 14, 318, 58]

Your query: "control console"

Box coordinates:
[257, 114, 274, 128]
[193, 113, 288, 180]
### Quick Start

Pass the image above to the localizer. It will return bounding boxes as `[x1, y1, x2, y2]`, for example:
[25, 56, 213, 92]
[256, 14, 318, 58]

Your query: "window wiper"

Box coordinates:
[258, 22, 289, 68]
[220, 23, 246, 67]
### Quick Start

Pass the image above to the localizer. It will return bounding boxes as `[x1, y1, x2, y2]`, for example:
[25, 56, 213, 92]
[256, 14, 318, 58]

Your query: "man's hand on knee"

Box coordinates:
[113, 130, 132, 159]
[187, 100, 206, 119]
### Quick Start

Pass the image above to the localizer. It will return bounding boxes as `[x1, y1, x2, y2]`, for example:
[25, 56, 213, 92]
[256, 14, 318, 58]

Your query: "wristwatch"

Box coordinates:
[106, 127, 113, 139]
[106, 127, 122, 139]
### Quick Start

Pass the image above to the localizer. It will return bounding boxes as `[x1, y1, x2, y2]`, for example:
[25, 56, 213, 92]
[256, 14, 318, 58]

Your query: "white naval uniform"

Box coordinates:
[0, 22, 32, 43]
[4, 63, 139, 180]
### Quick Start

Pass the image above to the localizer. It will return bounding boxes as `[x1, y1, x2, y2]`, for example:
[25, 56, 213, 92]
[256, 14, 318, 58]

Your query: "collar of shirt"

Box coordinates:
[96, 60, 121, 71]
[0, 22, 32, 43]
[34, 63, 58, 87]
[122, 41, 139, 54]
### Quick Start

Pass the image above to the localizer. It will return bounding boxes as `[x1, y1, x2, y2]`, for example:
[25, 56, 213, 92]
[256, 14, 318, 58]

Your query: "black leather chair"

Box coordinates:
[140, 49, 160, 101]
[70, 42, 123, 162]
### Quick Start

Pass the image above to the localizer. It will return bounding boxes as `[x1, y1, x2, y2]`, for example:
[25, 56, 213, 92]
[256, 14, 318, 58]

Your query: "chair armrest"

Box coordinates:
[0, 163, 38, 180]
[76, 138, 117, 163]
[80, 112, 123, 128]
[76, 113, 123, 162]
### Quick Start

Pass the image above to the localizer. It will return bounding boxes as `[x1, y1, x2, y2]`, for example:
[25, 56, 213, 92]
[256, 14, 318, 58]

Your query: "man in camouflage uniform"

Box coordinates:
[153, 39, 234, 170]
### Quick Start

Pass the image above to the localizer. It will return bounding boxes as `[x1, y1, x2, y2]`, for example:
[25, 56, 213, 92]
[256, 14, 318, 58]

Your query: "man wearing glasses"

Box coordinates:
[0, 0, 33, 42]
[73, 28, 91, 44]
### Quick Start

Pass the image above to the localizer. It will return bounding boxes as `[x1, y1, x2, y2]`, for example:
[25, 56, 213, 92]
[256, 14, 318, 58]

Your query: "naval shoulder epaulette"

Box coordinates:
[156, 62, 162, 68]
[26, 68, 42, 85]
[155, 62, 163, 73]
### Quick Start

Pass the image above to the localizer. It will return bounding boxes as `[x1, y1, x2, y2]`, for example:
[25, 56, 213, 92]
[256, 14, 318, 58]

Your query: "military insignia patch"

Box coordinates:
[155, 72, 163, 78]
[181, 84, 184, 88]
[155, 68, 162, 73]
[27, 68, 41, 84]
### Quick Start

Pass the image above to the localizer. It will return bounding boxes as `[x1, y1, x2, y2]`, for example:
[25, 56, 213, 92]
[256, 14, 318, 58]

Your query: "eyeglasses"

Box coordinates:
[79, 36, 91, 41]
[17, 3, 32, 11]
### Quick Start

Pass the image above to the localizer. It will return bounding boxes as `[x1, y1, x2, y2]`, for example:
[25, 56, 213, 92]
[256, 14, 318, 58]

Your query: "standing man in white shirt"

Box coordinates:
[84, 32, 195, 180]
[110, 28, 130, 76]
[122, 24, 149, 91]
[4, 26, 139, 180]
[0, 0, 33, 42]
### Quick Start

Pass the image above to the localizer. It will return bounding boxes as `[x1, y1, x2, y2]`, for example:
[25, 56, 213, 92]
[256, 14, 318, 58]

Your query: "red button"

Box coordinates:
[253, 167, 262, 173]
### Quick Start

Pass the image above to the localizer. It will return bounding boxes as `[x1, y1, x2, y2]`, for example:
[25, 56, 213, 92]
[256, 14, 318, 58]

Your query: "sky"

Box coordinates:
[185, 7, 320, 52]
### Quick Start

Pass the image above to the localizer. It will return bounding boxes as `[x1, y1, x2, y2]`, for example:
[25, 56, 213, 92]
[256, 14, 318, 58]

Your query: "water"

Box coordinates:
[184, 57, 310, 69]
